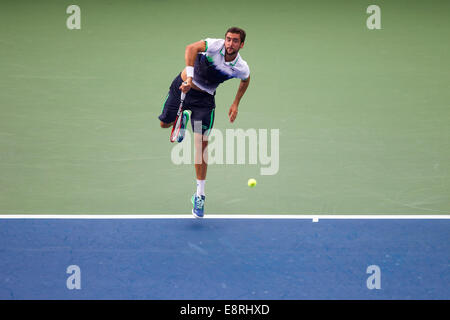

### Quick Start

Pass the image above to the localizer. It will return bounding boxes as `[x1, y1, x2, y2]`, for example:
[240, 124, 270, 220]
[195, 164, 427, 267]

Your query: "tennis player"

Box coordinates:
[158, 27, 251, 218]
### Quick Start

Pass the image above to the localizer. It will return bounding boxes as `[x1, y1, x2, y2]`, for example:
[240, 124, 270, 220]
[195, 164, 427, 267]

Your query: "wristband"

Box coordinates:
[186, 66, 194, 78]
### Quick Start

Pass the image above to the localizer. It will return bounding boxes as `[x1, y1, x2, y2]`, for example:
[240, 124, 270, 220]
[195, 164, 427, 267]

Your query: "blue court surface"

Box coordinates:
[0, 216, 449, 300]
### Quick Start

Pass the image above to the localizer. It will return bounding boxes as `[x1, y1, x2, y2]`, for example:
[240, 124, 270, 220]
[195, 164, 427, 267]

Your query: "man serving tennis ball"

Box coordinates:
[158, 27, 251, 218]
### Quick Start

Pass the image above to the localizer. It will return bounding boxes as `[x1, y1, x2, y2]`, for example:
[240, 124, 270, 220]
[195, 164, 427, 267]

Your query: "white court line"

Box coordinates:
[0, 214, 449, 219]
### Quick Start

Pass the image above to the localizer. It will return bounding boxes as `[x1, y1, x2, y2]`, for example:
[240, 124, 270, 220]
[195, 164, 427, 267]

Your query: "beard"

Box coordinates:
[225, 46, 238, 56]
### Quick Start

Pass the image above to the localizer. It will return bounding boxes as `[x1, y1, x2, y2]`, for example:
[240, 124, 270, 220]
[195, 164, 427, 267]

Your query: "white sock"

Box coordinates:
[196, 180, 205, 197]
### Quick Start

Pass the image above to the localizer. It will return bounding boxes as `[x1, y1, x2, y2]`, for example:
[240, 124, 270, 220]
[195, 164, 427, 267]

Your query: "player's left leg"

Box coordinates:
[158, 73, 190, 141]
[160, 121, 172, 128]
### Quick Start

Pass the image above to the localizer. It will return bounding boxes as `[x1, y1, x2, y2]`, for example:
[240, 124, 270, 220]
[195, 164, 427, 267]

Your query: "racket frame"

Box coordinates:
[169, 91, 187, 143]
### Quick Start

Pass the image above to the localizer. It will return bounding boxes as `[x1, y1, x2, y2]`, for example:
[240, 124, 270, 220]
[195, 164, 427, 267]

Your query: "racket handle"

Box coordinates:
[181, 91, 186, 101]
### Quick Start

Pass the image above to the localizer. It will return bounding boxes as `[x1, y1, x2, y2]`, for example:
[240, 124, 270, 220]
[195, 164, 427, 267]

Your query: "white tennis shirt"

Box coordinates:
[192, 38, 250, 95]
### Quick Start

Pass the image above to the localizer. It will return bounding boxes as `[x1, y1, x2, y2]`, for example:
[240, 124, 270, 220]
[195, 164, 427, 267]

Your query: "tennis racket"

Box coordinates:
[169, 91, 187, 143]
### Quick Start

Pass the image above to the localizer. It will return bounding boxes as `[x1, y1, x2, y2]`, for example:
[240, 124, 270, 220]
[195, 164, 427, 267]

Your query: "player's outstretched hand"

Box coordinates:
[228, 103, 238, 123]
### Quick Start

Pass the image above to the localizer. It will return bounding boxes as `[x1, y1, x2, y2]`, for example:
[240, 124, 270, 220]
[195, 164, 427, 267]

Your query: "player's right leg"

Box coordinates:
[191, 132, 208, 218]
[189, 97, 215, 218]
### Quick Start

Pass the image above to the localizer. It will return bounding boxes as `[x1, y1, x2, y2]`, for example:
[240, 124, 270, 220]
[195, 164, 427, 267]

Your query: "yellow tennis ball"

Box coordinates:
[248, 178, 257, 187]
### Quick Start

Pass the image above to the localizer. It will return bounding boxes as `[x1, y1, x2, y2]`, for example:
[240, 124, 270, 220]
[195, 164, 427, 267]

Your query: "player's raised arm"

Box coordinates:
[180, 40, 206, 93]
[185, 40, 206, 71]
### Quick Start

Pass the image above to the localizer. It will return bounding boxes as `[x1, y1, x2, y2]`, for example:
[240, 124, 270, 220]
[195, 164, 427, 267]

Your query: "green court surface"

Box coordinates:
[1, 0, 449, 215]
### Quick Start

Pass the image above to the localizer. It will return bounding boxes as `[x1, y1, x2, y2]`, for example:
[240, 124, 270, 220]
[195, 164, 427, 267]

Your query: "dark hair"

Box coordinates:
[225, 27, 246, 43]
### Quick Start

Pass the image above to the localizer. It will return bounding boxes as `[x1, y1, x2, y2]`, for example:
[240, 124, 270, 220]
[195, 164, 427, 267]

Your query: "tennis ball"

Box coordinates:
[248, 178, 257, 187]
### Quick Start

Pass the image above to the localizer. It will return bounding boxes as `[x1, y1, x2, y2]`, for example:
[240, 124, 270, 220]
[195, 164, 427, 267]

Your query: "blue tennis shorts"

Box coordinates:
[158, 73, 216, 135]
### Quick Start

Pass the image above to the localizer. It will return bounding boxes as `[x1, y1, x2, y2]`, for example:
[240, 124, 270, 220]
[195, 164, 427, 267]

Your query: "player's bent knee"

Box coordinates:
[160, 121, 171, 128]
